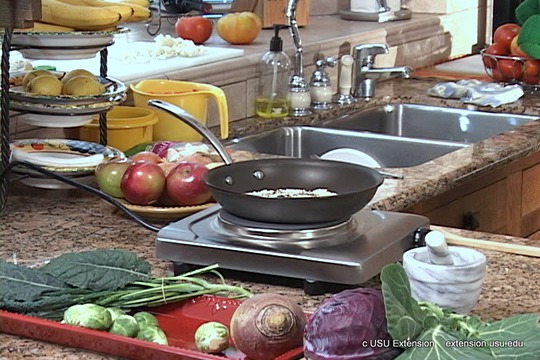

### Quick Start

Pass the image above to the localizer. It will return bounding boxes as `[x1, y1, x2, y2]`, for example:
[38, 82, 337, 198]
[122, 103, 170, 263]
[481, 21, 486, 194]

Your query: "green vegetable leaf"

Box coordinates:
[42, 250, 151, 291]
[0, 259, 69, 301]
[380, 263, 428, 341]
[477, 314, 540, 359]
[394, 325, 494, 360]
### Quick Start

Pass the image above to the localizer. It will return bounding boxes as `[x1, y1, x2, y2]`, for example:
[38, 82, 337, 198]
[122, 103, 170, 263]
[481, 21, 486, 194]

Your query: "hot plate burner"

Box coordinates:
[156, 205, 429, 294]
[212, 209, 360, 250]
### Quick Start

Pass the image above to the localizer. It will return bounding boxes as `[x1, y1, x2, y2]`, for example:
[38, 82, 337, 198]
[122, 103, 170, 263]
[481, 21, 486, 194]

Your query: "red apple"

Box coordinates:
[120, 162, 166, 205]
[166, 161, 212, 206]
[95, 158, 134, 198]
[130, 151, 163, 164]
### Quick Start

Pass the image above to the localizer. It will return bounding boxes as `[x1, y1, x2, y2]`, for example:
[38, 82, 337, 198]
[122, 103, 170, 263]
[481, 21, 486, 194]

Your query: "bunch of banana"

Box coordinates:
[39, 0, 151, 32]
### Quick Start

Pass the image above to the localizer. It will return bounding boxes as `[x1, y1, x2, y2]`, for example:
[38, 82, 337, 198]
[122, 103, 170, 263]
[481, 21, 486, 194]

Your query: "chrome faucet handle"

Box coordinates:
[354, 44, 389, 67]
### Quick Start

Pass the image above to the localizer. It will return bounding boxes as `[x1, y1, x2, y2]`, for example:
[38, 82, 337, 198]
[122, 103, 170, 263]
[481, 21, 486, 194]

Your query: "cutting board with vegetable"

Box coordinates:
[0, 249, 303, 360]
[26, 43, 244, 83]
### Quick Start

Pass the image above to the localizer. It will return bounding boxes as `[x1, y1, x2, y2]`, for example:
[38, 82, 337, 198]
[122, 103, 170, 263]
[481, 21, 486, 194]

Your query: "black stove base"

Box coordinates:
[173, 262, 365, 296]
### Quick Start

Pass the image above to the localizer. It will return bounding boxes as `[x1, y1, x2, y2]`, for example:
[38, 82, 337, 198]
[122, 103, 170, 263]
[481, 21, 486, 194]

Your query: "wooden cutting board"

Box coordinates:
[414, 55, 491, 81]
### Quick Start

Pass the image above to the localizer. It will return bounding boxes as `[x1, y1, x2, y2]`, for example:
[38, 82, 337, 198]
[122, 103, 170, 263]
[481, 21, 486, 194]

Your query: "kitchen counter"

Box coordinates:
[1, 182, 540, 359]
[2, 77, 540, 358]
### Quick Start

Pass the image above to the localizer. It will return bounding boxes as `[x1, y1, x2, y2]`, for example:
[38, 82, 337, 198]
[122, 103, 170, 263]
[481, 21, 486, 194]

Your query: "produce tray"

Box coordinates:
[0, 295, 304, 360]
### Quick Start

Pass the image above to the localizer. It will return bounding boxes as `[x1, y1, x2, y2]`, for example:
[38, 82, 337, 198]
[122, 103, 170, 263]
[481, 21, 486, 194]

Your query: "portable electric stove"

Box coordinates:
[156, 205, 430, 294]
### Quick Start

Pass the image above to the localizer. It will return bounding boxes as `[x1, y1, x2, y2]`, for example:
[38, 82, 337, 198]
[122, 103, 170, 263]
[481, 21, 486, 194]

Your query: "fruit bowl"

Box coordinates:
[480, 49, 540, 86]
[116, 201, 216, 222]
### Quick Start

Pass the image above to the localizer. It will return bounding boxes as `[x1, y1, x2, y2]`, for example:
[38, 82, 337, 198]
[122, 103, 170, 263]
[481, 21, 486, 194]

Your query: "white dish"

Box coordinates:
[10, 139, 124, 174]
[320, 148, 381, 168]
[11, 28, 129, 60]
[17, 46, 112, 60]
[17, 113, 94, 128]
[12, 148, 105, 168]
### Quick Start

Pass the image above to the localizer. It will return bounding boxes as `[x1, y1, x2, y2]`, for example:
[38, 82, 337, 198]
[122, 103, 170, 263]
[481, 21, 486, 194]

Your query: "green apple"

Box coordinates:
[95, 158, 134, 198]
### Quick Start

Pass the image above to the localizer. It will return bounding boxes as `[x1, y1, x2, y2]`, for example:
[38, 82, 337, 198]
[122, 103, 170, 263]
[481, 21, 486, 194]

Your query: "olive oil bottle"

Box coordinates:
[255, 24, 291, 119]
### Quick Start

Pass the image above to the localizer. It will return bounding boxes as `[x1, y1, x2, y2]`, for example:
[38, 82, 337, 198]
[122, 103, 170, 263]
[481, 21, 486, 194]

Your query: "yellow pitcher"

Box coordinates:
[130, 80, 229, 142]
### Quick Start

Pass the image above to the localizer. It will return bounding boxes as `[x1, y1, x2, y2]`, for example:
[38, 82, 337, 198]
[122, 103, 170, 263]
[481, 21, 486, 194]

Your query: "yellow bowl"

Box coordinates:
[79, 106, 158, 152]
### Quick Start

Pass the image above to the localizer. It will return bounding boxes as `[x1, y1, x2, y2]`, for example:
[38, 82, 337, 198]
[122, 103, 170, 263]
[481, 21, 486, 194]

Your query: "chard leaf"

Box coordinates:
[477, 314, 540, 359]
[380, 263, 428, 341]
[394, 326, 494, 360]
[0, 259, 69, 301]
[42, 250, 151, 291]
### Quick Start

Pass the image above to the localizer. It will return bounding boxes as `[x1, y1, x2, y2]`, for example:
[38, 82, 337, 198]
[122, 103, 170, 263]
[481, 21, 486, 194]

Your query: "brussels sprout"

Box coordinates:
[107, 307, 127, 322]
[63, 303, 112, 331]
[136, 326, 168, 345]
[194, 321, 230, 354]
[133, 311, 159, 328]
[109, 314, 140, 338]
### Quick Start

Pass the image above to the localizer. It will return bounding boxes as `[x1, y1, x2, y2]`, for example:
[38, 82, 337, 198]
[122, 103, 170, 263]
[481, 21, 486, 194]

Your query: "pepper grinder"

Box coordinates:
[333, 54, 356, 105]
[310, 57, 336, 110]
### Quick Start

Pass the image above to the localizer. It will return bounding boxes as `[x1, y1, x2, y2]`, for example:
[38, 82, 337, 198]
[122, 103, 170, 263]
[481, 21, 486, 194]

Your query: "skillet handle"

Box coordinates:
[148, 99, 233, 165]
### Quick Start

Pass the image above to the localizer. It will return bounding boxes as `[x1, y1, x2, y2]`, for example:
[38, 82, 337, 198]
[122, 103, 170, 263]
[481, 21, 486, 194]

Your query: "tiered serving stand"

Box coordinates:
[0, 0, 127, 212]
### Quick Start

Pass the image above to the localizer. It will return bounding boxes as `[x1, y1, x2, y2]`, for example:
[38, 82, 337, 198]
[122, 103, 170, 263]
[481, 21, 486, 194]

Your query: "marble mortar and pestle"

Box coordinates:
[402, 230, 487, 314]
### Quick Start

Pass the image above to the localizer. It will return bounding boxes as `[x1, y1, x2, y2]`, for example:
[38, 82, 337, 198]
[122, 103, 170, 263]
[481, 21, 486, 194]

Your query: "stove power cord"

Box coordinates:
[0, 160, 162, 233]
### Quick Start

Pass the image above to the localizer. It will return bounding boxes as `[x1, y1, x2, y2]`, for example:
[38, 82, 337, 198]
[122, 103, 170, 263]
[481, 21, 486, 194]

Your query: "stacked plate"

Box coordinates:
[10, 139, 124, 189]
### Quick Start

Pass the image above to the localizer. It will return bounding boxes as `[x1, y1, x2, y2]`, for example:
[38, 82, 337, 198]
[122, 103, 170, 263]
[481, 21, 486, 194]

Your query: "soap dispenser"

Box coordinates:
[310, 57, 336, 110]
[255, 24, 291, 118]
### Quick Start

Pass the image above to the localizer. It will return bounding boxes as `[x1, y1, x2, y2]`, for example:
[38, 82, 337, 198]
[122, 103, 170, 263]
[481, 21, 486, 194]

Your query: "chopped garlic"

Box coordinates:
[246, 188, 338, 198]
[109, 34, 206, 64]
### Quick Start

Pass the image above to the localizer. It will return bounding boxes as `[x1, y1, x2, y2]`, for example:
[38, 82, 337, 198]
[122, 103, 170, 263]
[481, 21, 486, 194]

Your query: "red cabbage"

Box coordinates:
[303, 288, 402, 360]
[150, 141, 177, 158]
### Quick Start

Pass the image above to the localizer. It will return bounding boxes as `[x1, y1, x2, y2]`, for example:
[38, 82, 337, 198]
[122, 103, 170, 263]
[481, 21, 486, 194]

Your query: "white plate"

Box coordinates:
[17, 46, 112, 60]
[16, 113, 94, 128]
[10, 139, 124, 174]
[11, 28, 129, 60]
[320, 148, 382, 168]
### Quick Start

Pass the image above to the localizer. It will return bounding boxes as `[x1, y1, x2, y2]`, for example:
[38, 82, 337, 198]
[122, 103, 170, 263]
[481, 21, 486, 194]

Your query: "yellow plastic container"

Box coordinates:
[130, 79, 229, 142]
[79, 106, 158, 152]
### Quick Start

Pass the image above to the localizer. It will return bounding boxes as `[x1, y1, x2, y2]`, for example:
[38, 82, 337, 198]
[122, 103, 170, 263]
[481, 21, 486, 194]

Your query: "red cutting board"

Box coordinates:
[0, 295, 304, 360]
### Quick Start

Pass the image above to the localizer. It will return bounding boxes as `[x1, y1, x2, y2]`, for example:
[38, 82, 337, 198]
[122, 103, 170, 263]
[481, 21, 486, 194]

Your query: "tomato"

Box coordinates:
[524, 59, 540, 84]
[175, 16, 213, 44]
[483, 43, 507, 69]
[216, 12, 262, 45]
[497, 59, 523, 81]
[510, 36, 528, 57]
[493, 23, 521, 53]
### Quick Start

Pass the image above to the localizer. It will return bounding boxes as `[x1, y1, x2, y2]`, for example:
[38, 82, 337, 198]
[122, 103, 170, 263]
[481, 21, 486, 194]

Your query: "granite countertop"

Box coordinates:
[1, 78, 540, 358]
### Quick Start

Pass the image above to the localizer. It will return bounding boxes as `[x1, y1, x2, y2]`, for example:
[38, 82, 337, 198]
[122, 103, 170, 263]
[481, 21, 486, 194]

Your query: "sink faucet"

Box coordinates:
[353, 43, 412, 98]
[286, 0, 311, 116]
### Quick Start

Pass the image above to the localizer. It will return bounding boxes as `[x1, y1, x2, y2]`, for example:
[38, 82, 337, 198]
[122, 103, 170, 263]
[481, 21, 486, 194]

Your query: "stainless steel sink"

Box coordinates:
[322, 104, 538, 143]
[227, 126, 467, 168]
